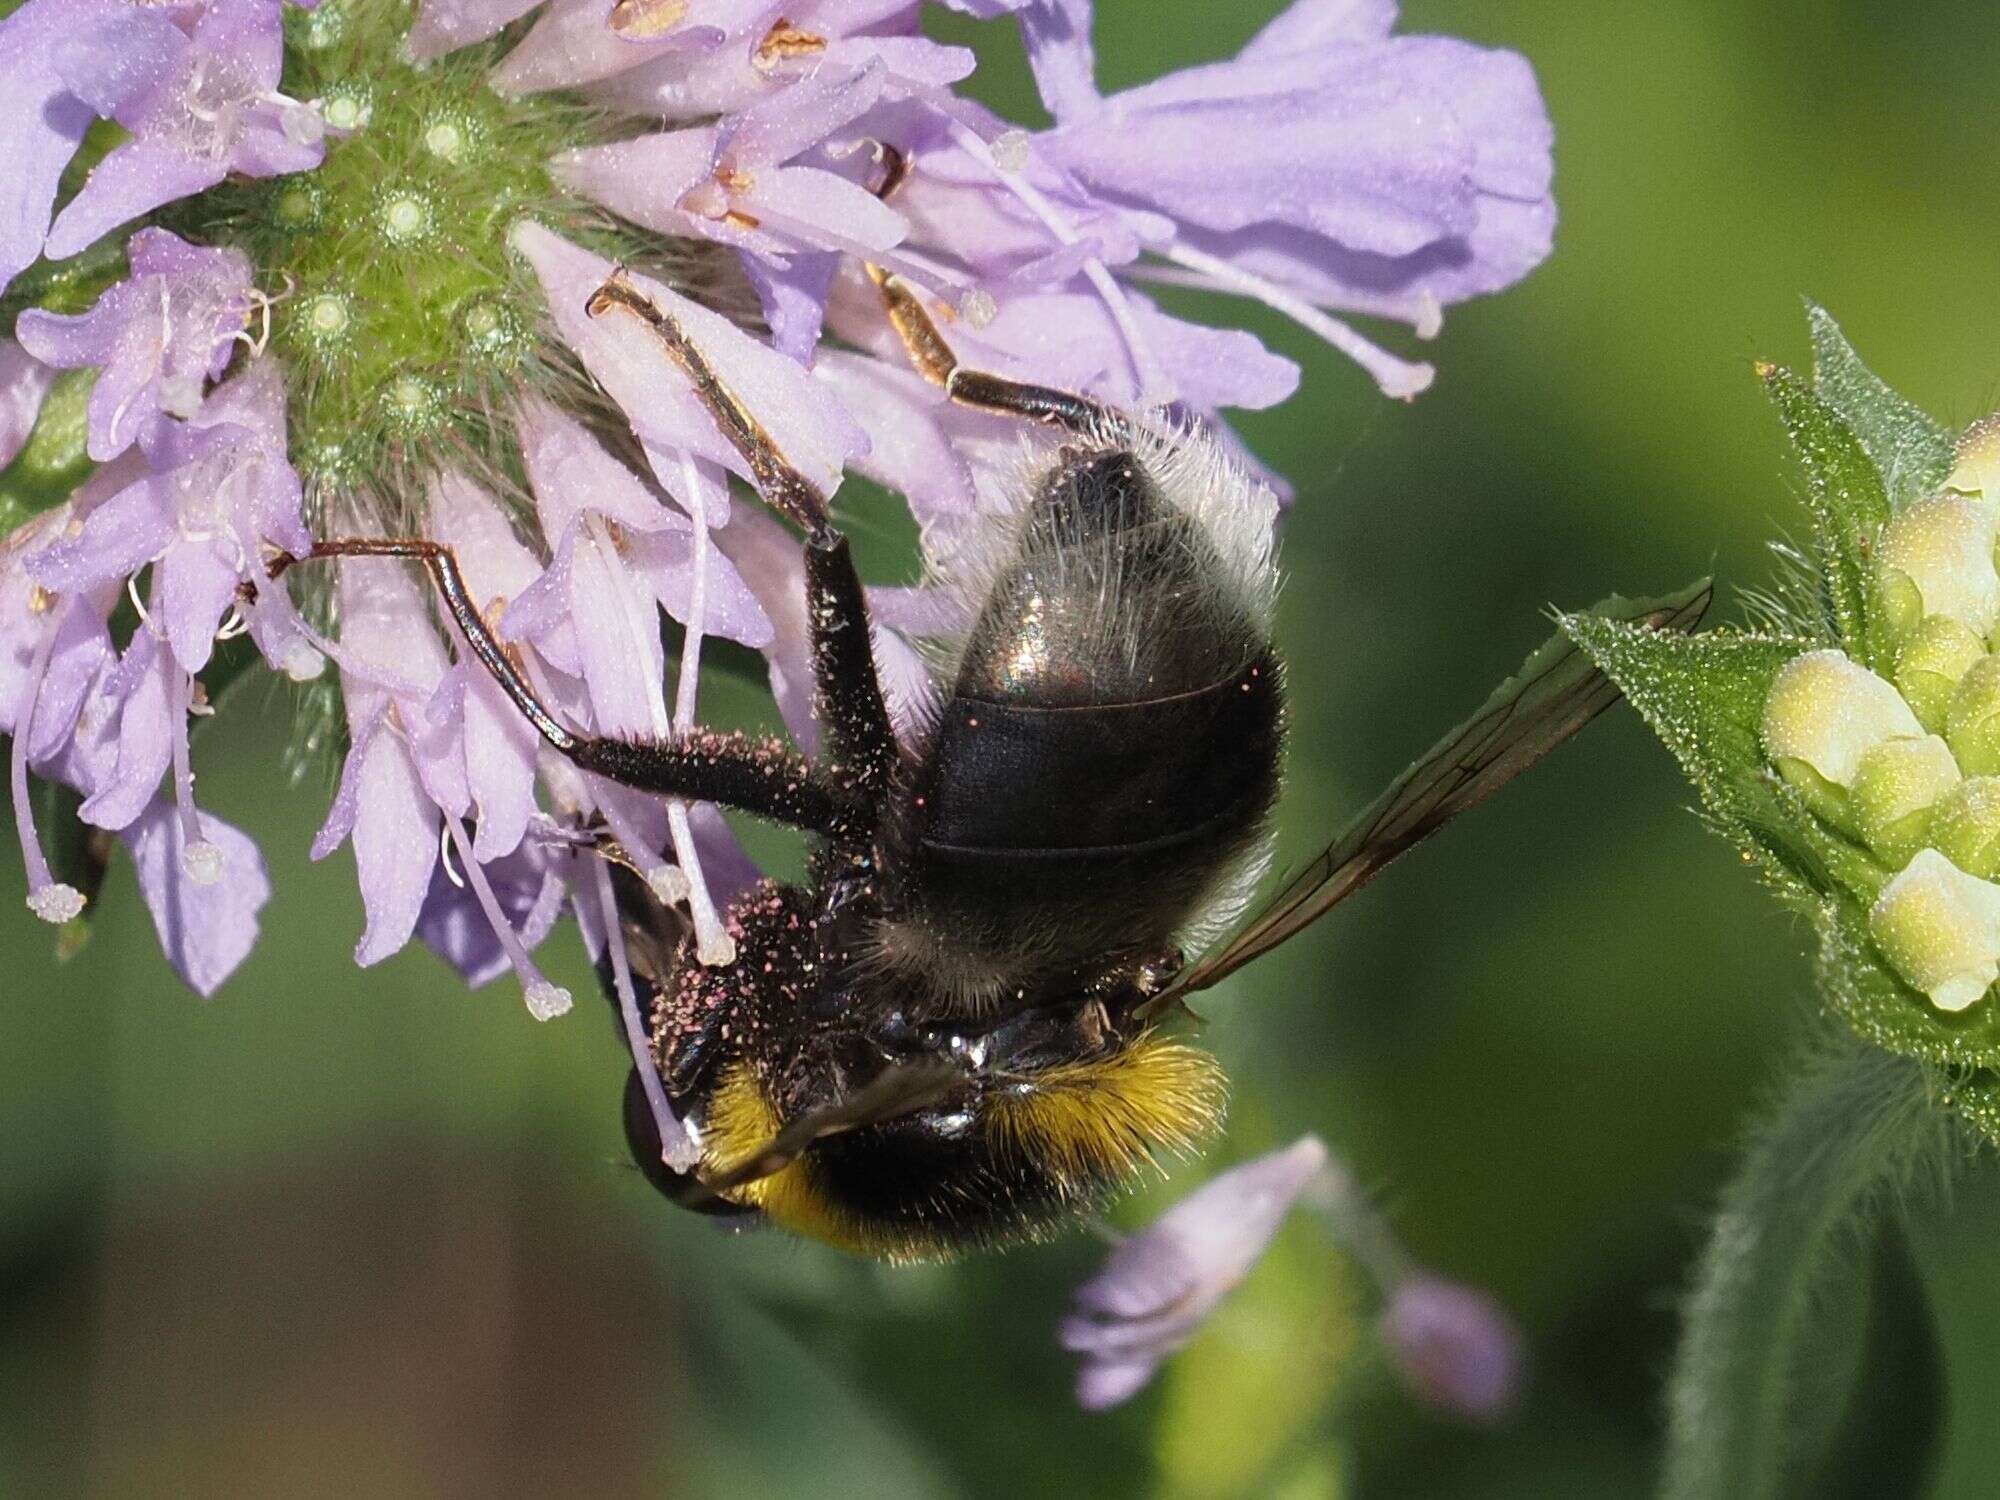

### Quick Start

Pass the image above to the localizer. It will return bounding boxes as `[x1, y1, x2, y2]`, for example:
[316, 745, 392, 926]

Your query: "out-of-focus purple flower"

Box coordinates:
[42, 0, 325, 261]
[17, 228, 255, 461]
[0, 340, 57, 470]
[1379, 1274, 1524, 1425]
[27, 360, 308, 677]
[1061, 1135, 1330, 1409]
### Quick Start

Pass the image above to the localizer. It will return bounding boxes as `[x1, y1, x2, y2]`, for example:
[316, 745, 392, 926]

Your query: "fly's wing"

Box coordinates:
[691, 1060, 962, 1199]
[1150, 580, 1712, 1005]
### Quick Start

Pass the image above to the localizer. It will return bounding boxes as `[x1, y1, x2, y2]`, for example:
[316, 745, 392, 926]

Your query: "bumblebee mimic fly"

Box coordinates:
[278, 252, 1706, 1263]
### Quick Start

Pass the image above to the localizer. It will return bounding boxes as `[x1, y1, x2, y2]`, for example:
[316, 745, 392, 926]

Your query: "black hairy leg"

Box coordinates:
[584, 275, 901, 822]
[267, 538, 843, 834]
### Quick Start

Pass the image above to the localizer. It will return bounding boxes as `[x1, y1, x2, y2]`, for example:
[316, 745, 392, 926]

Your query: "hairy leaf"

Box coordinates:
[1761, 363, 1893, 671]
[1807, 302, 1955, 510]
[1558, 617, 1884, 906]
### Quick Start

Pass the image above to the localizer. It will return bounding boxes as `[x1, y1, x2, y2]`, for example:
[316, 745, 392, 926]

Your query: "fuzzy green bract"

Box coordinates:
[1562, 309, 2000, 1145]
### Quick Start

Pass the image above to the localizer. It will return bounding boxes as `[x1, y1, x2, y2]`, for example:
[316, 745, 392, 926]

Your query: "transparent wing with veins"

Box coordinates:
[1148, 580, 1713, 1007]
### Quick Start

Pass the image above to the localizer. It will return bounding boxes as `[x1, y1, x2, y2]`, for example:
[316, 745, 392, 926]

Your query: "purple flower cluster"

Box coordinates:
[1, 0, 1553, 1007]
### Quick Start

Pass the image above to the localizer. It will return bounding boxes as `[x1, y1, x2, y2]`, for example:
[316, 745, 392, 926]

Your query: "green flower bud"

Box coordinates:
[1948, 656, 2000, 776]
[1763, 652, 1926, 830]
[1850, 735, 1961, 867]
[1876, 495, 2000, 641]
[1869, 847, 2000, 1012]
[1927, 777, 2000, 879]
[1893, 614, 1987, 732]
[1948, 413, 2000, 500]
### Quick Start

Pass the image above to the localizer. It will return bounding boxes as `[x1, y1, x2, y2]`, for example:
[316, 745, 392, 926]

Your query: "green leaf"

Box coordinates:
[1807, 302, 1956, 509]
[1816, 895, 2000, 1077]
[1558, 617, 1886, 906]
[1760, 362, 1894, 671]
[0, 368, 97, 534]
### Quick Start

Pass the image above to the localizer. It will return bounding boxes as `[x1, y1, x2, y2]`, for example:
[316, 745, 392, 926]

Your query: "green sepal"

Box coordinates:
[1557, 615, 1888, 907]
[0, 368, 98, 534]
[1760, 362, 1895, 671]
[1806, 302, 1955, 510]
[1815, 894, 2000, 1089]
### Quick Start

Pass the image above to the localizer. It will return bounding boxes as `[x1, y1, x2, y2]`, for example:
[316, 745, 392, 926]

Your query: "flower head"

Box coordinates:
[3, 0, 1556, 1176]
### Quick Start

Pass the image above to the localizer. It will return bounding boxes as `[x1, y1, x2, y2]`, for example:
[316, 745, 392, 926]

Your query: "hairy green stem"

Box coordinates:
[1661, 1030, 1957, 1500]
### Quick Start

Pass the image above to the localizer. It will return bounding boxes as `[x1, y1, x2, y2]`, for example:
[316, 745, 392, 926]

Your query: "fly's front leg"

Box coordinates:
[861, 144, 1123, 439]
[268, 539, 842, 834]
[583, 279, 900, 813]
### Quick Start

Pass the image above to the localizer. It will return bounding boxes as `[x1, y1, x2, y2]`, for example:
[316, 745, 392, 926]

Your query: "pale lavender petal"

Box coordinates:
[310, 710, 381, 861]
[1075, 1357, 1159, 1412]
[713, 504, 814, 750]
[685, 800, 758, 906]
[27, 475, 176, 593]
[428, 468, 544, 602]
[624, 522, 774, 649]
[461, 667, 538, 861]
[1019, 0, 1099, 125]
[742, 250, 837, 365]
[22, 596, 114, 762]
[157, 540, 238, 674]
[495, 0, 781, 96]
[511, 222, 864, 499]
[721, 60, 884, 169]
[192, 0, 286, 90]
[51, 8, 191, 116]
[350, 730, 441, 966]
[749, 164, 907, 254]
[0, 0, 111, 293]
[123, 800, 271, 996]
[551, 128, 717, 233]
[566, 521, 670, 739]
[406, 0, 545, 61]
[0, 341, 56, 469]
[410, 669, 471, 818]
[517, 392, 695, 535]
[1239, 0, 1398, 56]
[1076, 1136, 1328, 1323]
[43, 140, 229, 262]
[415, 843, 565, 984]
[1380, 1275, 1524, 1425]
[77, 630, 171, 830]
[812, 350, 976, 519]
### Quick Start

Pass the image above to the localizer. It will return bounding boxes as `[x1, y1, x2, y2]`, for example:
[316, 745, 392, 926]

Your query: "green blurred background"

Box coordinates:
[5, 1, 2000, 1494]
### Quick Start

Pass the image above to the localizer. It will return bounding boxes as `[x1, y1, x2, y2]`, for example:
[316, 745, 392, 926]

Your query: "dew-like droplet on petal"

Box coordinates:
[183, 840, 226, 886]
[278, 637, 326, 682]
[525, 979, 574, 1021]
[28, 883, 86, 924]
[961, 288, 997, 328]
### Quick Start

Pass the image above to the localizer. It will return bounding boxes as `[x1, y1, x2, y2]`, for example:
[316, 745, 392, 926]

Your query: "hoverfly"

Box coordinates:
[276, 225, 1705, 1262]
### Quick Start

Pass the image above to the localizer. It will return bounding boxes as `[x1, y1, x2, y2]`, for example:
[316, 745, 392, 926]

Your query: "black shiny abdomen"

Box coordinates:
[888, 447, 1283, 988]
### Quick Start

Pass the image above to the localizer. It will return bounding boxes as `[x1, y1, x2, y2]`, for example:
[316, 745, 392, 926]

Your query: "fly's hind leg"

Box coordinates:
[267, 539, 842, 833]
[582, 278, 899, 812]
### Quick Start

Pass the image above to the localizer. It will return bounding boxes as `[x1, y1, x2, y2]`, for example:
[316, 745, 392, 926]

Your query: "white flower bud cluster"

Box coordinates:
[1761, 424, 2000, 1011]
